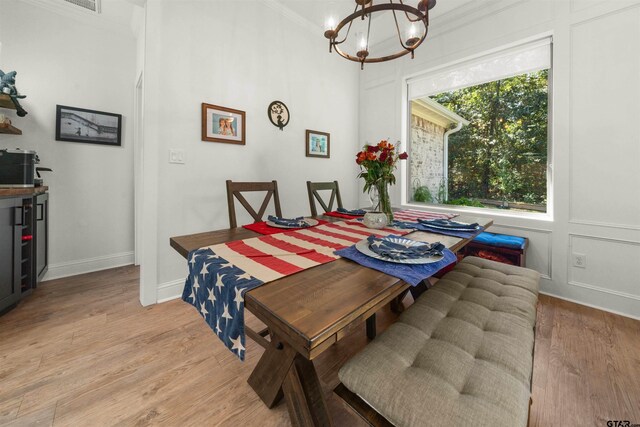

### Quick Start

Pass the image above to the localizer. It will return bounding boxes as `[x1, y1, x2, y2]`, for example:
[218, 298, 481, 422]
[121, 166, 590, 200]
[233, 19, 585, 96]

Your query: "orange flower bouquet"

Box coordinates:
[356, 140, 408, 222]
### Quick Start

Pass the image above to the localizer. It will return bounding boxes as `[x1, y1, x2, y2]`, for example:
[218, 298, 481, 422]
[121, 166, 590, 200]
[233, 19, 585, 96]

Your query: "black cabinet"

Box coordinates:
[35, 193, 49, 281]
[0, 197, 22, 314]
[0, 192, 49, 315]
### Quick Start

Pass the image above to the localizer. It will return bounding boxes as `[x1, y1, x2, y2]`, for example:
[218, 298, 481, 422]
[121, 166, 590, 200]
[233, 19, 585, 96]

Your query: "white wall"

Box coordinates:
[0, 1, 137, 279]
[358, 0, 640, 318]
[141, 1, 361, 301]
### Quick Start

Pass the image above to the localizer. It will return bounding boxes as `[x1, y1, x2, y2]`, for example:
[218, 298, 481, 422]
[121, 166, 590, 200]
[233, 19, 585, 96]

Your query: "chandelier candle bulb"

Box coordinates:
[325, 16, 336, 30]
[355, 32, 369, 59]
[324, 16, 336, 38]
[406, 24, 420, 47]
[359, 36, 367, 51]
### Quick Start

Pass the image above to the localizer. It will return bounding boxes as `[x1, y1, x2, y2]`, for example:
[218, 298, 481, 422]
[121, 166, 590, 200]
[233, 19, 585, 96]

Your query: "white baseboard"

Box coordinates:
[43, 251, 135, 281]
[157, 279, 184, 303]
[539, 290, 640, 321]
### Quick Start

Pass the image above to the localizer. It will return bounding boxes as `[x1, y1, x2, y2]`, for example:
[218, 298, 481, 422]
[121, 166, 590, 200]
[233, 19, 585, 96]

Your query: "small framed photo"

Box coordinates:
[56, 105, 122, 146]
[305, 130, 330, 158]
[202, 103, 245, 145]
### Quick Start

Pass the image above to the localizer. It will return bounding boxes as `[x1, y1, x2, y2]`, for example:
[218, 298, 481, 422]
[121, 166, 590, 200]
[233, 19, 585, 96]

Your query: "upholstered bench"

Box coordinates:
[337, 256, 540, 427]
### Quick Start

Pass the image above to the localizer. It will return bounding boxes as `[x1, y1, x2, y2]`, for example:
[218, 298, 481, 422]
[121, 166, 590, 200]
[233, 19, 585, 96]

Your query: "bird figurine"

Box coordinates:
[0, 69, 28, 117]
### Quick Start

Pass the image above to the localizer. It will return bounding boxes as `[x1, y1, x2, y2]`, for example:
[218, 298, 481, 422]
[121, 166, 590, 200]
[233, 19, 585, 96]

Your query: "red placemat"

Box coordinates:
[323, 211, 363, 219]
[243, 219, 330, 235]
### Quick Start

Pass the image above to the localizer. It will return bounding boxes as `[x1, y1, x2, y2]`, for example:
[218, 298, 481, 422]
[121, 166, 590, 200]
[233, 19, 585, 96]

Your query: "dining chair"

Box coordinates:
[306, 181, 344, 216]
[226, 180, 283, 228]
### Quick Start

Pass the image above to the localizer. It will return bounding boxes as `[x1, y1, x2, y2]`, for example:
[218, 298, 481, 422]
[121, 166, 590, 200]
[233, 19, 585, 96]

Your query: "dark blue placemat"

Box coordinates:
[335, 245, 457, 286]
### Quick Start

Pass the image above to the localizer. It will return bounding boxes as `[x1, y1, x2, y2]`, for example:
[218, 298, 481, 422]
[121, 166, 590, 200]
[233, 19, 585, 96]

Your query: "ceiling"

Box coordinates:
[276, 0, 475, 28]
[22, 0, 141, 34]
[275, 0, 475, 46]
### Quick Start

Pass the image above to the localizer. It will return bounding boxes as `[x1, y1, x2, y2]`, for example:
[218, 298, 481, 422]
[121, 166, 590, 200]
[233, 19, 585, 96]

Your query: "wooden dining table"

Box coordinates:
[170, 214, 493, 427]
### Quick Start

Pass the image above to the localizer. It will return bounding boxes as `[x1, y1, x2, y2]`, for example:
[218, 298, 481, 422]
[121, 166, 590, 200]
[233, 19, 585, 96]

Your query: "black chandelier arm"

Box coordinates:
[389, 0, 427, 51]
[397, 0, 429, 23]
[333, 19, 355, 45]
[333, 3, 424, 36]
[391, 1, 404, 48]
[366, 8, 372, 51]
[334, 44, 412, 63]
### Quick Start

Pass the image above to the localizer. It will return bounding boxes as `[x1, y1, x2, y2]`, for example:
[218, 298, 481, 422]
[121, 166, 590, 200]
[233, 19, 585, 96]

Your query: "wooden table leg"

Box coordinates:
[409, 280, 429, 301]
[247, 332, 297, 408]
[390, 289, 410, 313]
[282, 354, 333, 427]
[366, 314, 376, 340]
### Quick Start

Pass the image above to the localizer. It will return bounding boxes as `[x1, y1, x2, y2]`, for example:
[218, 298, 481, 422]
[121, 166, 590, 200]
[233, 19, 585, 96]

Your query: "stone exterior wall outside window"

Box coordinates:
[410, 114, 446, 202]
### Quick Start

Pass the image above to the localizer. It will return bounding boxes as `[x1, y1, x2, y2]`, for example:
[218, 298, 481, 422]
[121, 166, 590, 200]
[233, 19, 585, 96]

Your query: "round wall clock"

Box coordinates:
[268, 101, 290, 131]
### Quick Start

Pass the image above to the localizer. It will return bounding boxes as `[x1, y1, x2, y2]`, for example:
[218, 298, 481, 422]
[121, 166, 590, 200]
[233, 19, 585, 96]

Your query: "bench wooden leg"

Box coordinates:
[247, 332, 297, 408]
[334, 383, 394, 427]
[282, 354, 333, 427]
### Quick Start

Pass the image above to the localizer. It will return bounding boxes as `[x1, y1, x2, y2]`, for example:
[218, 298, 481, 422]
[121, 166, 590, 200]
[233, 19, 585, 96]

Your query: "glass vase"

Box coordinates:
[375, 181, 394, 222]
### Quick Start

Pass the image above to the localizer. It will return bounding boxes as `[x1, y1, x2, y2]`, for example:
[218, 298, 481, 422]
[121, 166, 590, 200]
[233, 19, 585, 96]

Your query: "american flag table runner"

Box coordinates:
[392, 209, 458, 222]
[182, 221, 410, 360]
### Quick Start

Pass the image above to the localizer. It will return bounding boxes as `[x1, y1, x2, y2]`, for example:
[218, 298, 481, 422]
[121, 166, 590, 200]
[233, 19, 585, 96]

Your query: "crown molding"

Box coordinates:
[20, 0, 136, 37]
[262, 0, 323, 36]
[260, 0, 517, 52]
[372, 0, 523, 49]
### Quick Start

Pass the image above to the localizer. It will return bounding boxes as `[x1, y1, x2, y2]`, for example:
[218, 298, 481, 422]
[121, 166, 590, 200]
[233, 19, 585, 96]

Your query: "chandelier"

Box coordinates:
[324, 0, 436, 69]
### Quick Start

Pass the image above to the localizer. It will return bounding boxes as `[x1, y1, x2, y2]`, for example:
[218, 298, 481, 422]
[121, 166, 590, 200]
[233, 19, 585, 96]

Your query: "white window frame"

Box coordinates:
[400, 35, 554, 221]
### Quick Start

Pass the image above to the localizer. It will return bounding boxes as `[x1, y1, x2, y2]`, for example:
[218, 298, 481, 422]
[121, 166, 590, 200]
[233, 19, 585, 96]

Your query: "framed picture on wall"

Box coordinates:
[305, 130, 330, 158]
[55, 105, 122, 146]
[202, 103, 246, 145]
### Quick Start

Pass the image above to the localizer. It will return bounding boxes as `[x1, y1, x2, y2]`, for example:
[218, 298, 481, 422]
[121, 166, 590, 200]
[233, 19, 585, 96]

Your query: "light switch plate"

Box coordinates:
[169, 149, 185, 164]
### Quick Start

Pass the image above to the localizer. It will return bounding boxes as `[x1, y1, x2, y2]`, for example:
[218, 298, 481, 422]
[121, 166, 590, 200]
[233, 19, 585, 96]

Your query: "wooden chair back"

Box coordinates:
[226, 180, 282, 228]
[306, 181, 343, 216]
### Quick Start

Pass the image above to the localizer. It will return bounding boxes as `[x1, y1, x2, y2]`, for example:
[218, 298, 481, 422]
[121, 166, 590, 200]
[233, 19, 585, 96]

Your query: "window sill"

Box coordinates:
[401, 202, 553, 223]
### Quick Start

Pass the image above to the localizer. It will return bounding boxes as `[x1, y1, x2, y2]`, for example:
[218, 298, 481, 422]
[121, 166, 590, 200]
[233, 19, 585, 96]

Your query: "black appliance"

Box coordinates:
[0, 149, 36, 188]
[0, 149, 52, 188]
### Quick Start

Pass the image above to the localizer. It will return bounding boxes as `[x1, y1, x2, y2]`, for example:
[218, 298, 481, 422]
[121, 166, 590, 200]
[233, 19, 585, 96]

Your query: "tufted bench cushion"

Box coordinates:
[338, 256, 540, 427]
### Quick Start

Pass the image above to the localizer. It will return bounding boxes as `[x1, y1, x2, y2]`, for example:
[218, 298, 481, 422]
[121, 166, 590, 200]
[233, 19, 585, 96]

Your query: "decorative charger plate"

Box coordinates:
[266, 218, 319, 229]
[355, 236, 444, 265]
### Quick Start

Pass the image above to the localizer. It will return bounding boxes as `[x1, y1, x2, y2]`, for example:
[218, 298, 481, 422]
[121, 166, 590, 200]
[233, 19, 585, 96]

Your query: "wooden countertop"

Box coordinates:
[0, 186, 48, 197]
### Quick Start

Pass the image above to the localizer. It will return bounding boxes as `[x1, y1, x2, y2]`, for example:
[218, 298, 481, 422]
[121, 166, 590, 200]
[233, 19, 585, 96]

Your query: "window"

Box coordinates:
[407, 38, 551, 214]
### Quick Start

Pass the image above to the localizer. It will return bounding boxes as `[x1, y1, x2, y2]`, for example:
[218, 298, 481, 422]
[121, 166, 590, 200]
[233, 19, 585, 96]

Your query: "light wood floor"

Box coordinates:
[0, 266, 638, 426]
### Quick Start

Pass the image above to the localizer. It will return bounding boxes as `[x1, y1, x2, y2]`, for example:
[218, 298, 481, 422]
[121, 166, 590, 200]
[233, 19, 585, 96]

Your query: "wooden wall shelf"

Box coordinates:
[0, 122, 22, 135]
[0, 94, 17, 110]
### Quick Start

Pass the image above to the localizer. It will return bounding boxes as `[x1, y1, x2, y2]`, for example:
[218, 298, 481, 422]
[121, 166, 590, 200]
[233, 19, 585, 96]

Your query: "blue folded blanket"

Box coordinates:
[267, 216, 310, 228]
[367, 235, 444, 260]
[473, 232, 526, 249]
[337, 207, 367, 216]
